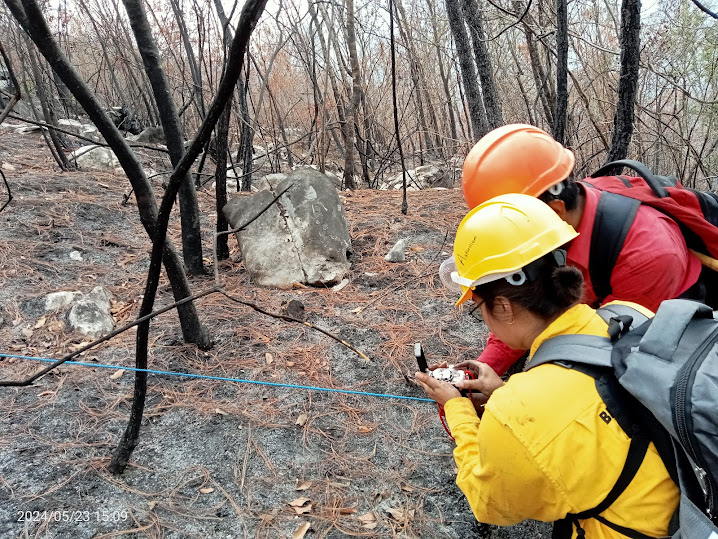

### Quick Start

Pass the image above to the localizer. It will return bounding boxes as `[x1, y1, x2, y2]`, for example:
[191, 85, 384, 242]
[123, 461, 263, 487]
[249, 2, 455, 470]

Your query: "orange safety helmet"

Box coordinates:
[462, 124, 576, 209]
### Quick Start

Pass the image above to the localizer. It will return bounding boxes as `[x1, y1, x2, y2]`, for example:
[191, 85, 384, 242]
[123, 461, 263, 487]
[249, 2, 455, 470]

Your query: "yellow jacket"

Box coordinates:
[444, 302, 679, 538]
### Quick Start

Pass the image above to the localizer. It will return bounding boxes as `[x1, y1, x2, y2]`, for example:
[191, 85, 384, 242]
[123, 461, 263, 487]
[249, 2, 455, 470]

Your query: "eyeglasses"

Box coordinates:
[468, 300, 485, 321]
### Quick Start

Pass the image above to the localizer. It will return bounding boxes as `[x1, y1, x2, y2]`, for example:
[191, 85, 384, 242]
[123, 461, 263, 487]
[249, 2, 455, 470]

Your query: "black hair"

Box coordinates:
[473, 253, 584, 320]
[538, 178, 581, 211]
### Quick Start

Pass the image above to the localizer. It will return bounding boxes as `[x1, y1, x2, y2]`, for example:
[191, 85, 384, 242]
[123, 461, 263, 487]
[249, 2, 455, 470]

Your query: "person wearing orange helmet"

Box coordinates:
[453, 124, 703, 377]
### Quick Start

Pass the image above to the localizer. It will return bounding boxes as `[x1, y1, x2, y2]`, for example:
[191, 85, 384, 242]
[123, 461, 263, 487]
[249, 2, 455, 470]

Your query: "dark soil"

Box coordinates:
[0, 124, 551, 538]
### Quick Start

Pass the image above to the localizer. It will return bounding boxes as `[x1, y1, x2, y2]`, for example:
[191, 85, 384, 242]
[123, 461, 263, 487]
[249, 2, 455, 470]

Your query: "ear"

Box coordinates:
[545, 198, 568, 221]
[492, 296, 515, 321]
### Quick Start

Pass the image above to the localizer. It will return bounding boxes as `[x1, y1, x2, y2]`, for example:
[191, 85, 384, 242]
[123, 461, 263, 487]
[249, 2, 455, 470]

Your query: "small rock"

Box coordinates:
[45, 291, 83, 312]
[69, 250, 83, 261]
[385, 239, 406, 263]
[332, 278, 349, 292]
[68, 299, 114, 338]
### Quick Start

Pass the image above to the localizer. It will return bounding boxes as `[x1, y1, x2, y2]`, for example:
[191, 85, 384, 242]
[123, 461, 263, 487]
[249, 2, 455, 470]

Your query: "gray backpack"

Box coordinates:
[528, 299, 718, 539]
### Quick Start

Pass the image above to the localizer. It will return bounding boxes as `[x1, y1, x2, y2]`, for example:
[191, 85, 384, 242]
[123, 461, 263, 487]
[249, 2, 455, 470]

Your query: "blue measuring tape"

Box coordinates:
[0, 353, 434, 403]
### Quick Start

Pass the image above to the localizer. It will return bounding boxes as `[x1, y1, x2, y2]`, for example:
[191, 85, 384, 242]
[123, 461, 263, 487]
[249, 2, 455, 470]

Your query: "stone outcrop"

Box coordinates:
[223, 168, 352, 288]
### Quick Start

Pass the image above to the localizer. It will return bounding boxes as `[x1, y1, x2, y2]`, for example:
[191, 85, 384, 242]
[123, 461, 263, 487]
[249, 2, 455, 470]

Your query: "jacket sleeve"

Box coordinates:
[444, 397, 570, 526]
[477, 332, 527, 376]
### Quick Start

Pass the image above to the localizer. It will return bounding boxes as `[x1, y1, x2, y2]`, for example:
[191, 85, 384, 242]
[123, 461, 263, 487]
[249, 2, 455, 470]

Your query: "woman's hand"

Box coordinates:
[454, 360, 504, 396]
[415, 371, 461, 407]
[469, 392, 489, 416]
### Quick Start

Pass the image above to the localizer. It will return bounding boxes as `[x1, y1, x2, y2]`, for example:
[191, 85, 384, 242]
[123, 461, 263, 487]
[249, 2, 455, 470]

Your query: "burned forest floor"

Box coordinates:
[0, 126, 550, 539]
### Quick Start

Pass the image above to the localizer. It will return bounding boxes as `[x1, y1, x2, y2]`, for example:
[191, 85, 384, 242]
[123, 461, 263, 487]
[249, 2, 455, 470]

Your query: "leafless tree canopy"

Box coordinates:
[1, 0, 716, 189]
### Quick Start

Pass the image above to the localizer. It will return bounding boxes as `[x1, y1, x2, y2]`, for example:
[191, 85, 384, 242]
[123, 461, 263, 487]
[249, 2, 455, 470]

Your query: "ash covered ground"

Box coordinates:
[0, 126, 550, 538]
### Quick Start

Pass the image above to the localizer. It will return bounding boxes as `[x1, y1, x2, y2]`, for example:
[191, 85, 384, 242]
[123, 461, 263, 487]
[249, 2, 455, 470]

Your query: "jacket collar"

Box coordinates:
[529, 303, 608, 358]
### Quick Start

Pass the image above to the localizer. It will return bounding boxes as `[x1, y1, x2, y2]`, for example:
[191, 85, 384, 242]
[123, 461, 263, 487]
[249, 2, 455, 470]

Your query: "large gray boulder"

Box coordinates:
[223, 168, 352, 288]
[69, 145, 119, 170]
[58, 119, 99, 141]
[380, 164, 457, 190]
[8, 100, 34, 119]
[131, 126, 165, 144]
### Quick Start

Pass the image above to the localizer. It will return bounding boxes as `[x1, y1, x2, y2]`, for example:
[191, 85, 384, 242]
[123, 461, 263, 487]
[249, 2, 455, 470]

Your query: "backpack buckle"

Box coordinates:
[607, 315, 634, 340]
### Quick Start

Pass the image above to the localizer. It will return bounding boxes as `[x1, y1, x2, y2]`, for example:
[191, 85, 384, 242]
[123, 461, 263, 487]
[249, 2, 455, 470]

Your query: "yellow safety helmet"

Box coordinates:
[451, 193, 579, 305]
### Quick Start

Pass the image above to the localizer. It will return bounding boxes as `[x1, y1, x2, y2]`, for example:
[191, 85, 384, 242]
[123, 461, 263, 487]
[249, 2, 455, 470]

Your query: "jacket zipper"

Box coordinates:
[672, 326, 718, 517]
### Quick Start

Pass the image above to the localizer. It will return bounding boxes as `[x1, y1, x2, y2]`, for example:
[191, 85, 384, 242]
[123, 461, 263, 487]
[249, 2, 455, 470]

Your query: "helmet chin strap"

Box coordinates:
[505, 249, 567, 286]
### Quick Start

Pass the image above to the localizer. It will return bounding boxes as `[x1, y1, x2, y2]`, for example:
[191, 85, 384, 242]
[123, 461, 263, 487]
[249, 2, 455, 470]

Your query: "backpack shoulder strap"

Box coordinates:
[595, 303, 649, 339]
[589, 159, 675, 197]
[589, 191, 641, 305]
[528, 303, 648, 371]
[538, 336, 654, 539]
[594, 303, 647, 323]
[526, 334, 614, 370]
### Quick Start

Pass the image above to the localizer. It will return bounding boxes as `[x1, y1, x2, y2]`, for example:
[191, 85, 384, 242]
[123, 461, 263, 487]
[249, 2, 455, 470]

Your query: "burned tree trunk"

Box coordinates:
[108, 0, 268, 474]
[445, 0, 487, 139]
[123, 0, 206, 276]
[77, 0, 125, 104]
[343, 0, 361, 189]
[606, 0, 641, 163]
[213, 0, 254, 191]
[4, 0, 210, 351]
[169, 0, 206, 119]
[553, 0, 568, 144]
[24, 39, 72, 170]
[215, 102, 231, 261]
[461, 0, 503, 130]
[390, 0, 408, 214]
[517, 1, 555, 127]
[239, 61, 253, 191]
[427, 0, 458, 153]
[394, 0, 435, 159]
[310, 2, 347, 159]
[0, 42, 21, 124]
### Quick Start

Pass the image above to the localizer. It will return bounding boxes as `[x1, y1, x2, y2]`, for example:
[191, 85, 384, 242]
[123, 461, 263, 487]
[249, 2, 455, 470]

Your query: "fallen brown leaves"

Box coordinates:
[0, 130, 484, 537]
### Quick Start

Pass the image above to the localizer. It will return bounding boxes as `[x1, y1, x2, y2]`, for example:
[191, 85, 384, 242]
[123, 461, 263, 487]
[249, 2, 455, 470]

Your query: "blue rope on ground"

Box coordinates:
[0, 353, 434, 403]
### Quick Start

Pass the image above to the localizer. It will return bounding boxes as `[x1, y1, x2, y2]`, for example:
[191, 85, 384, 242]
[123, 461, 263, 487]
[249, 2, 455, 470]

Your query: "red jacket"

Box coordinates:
[479, 184, 703, 375]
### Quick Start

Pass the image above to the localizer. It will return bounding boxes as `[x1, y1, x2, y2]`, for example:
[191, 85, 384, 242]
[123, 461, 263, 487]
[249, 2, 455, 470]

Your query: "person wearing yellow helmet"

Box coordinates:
[454, 124, 703, 378]
[417, 194, 678, 538]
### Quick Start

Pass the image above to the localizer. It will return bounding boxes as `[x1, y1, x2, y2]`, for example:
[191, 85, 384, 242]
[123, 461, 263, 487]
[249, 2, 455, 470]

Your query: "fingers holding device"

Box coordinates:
[414, 342, 474, 390]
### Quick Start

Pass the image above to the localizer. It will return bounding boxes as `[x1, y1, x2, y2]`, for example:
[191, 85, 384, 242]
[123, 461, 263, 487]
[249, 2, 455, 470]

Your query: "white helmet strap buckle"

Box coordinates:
[505, 249, 566, 287]
[547, 182, 564, 196]
[552, 248, 567, 266]
[505, 270, 527, 286]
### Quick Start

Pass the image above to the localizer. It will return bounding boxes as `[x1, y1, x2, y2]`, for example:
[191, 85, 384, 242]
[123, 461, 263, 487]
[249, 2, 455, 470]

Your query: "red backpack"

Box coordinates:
[582, 159, 718, 307]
